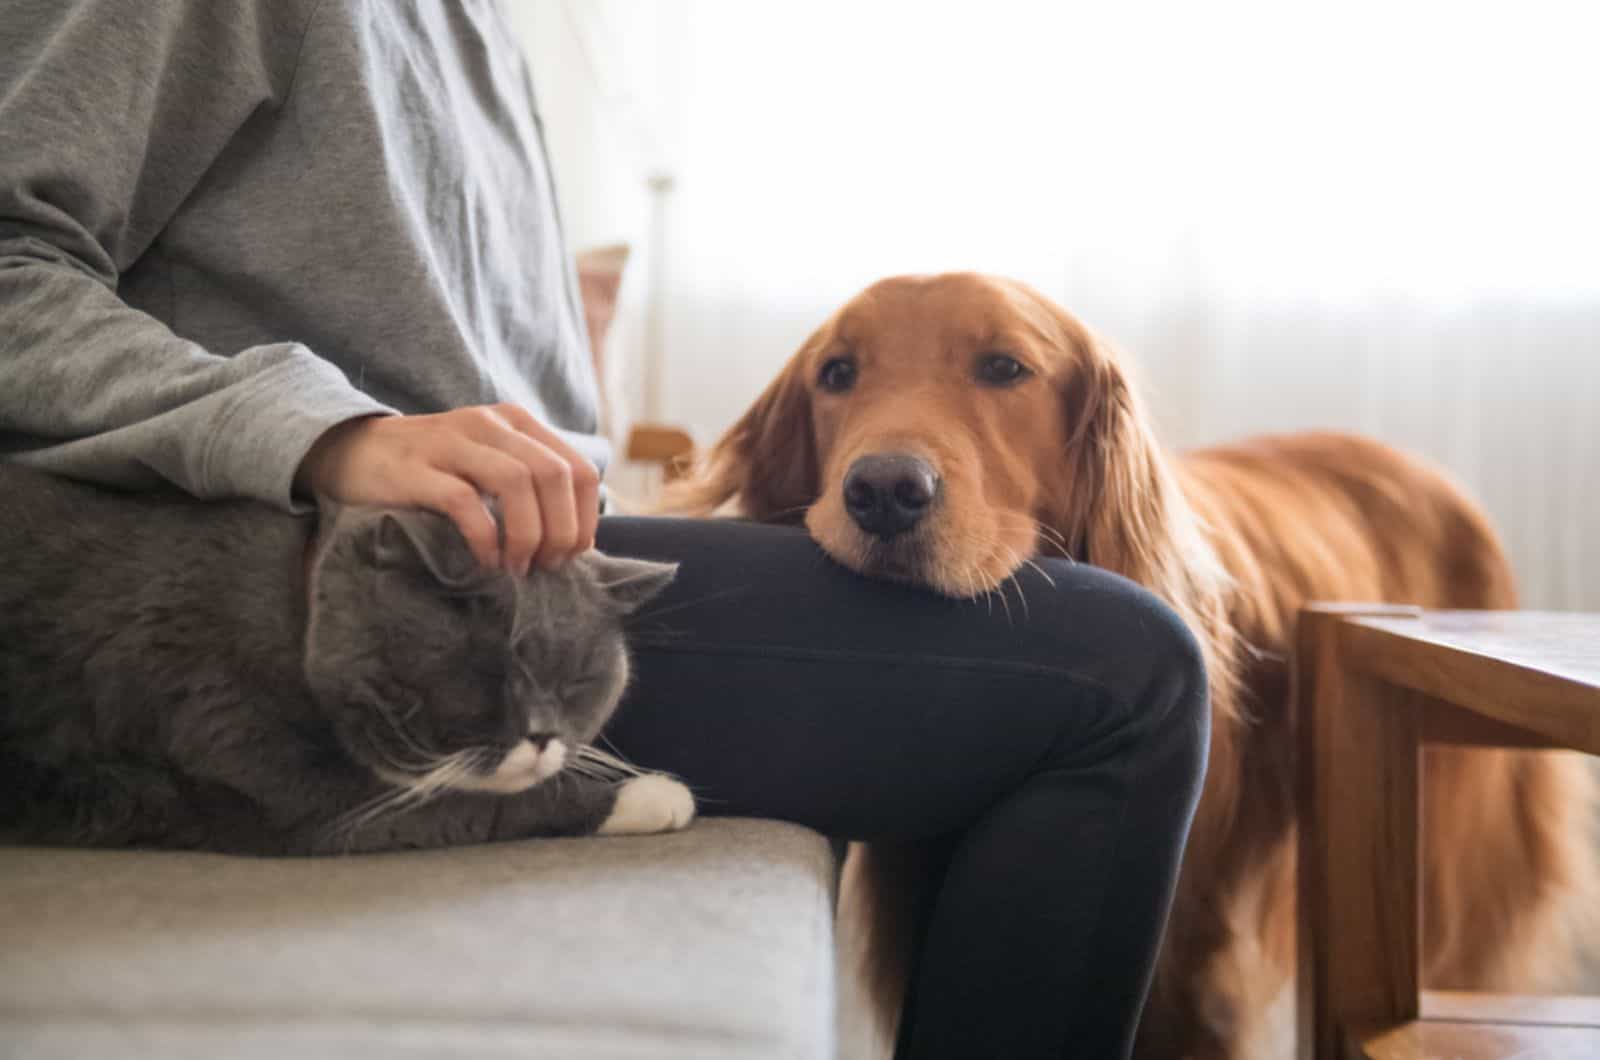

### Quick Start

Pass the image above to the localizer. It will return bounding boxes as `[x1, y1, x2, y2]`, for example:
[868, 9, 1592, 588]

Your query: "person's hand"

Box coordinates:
[295, 405, 600, 574]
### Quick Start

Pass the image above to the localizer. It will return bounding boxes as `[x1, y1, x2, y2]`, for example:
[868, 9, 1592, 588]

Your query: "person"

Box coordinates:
[0, 3, 1208, 1057]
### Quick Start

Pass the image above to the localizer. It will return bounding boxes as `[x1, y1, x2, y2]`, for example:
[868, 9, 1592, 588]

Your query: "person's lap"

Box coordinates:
[592, 515, 1207, 1059]
[595, 515, 1200, 840]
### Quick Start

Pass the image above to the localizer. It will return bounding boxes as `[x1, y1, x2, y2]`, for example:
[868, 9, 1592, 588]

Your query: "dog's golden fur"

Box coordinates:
[665, 272, 1596, 1058]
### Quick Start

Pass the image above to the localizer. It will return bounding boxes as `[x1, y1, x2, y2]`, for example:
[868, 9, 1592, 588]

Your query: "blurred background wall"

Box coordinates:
[512, 0, 1600, 609]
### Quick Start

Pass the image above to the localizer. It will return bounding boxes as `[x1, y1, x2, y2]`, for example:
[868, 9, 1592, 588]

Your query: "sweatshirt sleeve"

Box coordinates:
[0, 0, 394, 509]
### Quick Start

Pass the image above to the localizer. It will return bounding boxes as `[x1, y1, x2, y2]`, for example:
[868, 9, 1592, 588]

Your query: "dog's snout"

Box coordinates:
[842, 454, 940, 540]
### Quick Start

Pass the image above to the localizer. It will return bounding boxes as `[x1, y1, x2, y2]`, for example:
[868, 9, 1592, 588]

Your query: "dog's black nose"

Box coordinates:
[842, 454, 940, 540]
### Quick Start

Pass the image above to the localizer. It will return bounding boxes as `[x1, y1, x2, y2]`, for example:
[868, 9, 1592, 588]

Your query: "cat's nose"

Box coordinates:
[527, 731, 557, 751]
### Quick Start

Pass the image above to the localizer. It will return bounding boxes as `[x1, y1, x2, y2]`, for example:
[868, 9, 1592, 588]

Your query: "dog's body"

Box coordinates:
[1152, 433, 1594, 1057]
[668, 273, 1596, 1058]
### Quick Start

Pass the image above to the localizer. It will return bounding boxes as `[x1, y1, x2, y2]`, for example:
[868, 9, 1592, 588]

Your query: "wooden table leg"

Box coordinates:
[1297, 608, 1422, 1059]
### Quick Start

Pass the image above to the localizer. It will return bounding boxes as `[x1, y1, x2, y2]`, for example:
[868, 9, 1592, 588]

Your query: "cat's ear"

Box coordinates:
[588, 554, 678, 614]
[375, 509, 480, 587]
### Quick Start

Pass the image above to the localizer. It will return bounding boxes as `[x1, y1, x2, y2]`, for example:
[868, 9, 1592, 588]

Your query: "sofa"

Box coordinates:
[0, 819, 843, 1059]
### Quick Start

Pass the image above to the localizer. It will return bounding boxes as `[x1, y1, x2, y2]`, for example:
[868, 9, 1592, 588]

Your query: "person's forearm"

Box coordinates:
[0, 245, 393, 507]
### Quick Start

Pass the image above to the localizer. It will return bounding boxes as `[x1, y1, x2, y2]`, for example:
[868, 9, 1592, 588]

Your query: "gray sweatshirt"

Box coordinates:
[0, 0, 606, 510]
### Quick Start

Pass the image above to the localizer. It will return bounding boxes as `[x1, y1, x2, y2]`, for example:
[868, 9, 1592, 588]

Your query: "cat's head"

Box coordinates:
[303, 506, 676, 796]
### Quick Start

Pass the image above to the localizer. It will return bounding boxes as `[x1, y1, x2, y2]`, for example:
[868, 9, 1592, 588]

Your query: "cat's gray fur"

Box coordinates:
[0, 464, 678, 855]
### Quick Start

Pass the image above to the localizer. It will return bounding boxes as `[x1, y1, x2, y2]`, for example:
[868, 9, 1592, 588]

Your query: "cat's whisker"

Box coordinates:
[333, 747, 490, 845]
[564, 761, 615, 782]
[327, 745, 504, 849]
[355, 686, 442, 771]
[632, 585, 750, 625]
[408, 749, 487, 798]
[595, 735, 646, 773]
[366, 737, 448, 779]
[327, 784, 417, 847]
[573, 744, 644, 779]
[377, 706, 440, 768]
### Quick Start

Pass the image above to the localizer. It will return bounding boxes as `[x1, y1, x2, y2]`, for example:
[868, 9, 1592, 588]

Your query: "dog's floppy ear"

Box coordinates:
[1044, 312, 1240, 708]
[663, 337, 820, 522]
[1044, 311, 1232, 612]
[1055, 336, 1180, 580]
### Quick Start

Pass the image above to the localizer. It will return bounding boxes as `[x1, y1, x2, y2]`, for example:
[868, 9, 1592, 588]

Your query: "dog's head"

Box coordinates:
[674, 272, 1204, 599]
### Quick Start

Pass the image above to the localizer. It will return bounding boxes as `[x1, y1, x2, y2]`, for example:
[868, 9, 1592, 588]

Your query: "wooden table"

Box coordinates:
[1293, 606, 1600, 1059]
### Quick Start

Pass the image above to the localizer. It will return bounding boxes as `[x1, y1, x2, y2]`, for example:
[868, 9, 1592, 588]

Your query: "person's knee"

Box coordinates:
[1146, 589, 1209, 722]
[1150, 598, 1211, 786]
[1028, 561, 1210, 780]
[1121, 587, 1211, 801]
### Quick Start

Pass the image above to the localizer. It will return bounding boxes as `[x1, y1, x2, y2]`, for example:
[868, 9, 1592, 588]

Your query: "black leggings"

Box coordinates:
[594, 517, 1209, 1060]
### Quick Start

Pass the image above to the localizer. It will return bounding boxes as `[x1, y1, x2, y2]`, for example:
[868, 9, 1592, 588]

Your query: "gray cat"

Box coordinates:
[0, 463, 694, 855]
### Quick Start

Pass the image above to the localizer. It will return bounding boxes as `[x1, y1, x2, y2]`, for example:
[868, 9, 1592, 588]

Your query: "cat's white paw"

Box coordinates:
[598, 774, 696, 836]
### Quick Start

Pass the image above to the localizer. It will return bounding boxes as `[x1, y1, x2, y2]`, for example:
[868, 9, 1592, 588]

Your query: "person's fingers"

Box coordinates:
[523, 440, 579, 569]
[494, 480, 544, 577]
[465, 423, 581, 569]
[300, 407, 598, 572]
[416, 470, 500, 570]
[570, 457, 600, 554]
[491, 403, 600, 556]
[434, 441, 545, 574]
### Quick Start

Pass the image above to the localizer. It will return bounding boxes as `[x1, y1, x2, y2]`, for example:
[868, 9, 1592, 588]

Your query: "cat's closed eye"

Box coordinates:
[561, 675, 603, 700]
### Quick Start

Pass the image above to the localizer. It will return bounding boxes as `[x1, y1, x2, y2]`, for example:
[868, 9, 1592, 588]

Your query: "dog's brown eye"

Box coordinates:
[818, 357, 858, 393]
[976, 354, 1029, 386]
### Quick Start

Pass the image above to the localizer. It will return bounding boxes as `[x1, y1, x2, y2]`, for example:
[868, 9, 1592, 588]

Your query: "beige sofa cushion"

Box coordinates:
[0, 818, 837, 1059]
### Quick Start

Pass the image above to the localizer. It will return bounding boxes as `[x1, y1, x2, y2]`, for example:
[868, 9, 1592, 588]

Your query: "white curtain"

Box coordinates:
[535, 0, 1600, 609]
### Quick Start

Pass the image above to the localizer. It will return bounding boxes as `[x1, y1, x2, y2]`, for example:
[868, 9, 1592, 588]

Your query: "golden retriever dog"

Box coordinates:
[666, 272, 1597, 1058]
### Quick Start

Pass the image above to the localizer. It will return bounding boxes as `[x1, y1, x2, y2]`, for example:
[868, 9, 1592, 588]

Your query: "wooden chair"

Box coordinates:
[1294, 605, 1600, 1059]
[624, 424, 695, 481]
